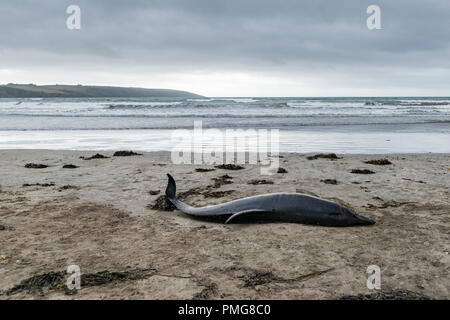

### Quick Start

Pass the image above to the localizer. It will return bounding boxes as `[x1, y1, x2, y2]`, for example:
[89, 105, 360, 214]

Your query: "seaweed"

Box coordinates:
[80, 269, 151, 288]
[6, 271, 66, 296]
[215, 164, 244, 170]
[277, 167, 288, 173]
[239, 271, 276, 288]
[58, 185, 80, 191]
[211, 174, 233, 188]
[195, 168, 216, 172]
[22, 182, 55, 187]
[192, 282, 218, 300]
[351, 169, 375, 174]
[149, 187, 204, 211]
[113, 151, 143, 157]
[62, 164, 79, 169]
[321, 179, 338, 185]
[24, 163, 48, 169]
[149, 190, 160, 195]
[5, 269, 154, 296]
[340, 289, 431, 300]
[80, 153, 109, 160]
[0, 225, 6, 231]
[180, 187, 205, 198]
[307, 153, 340, 160]
[203, 190, 234, 198]
[239, 268, 334, 289]
[247, 179, 274, 185]
[150, 195, 176, 211]
[364, 159, 392, 165]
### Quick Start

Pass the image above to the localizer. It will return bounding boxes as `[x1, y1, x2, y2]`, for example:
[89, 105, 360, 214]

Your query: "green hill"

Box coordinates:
[0, 84, 204, 98]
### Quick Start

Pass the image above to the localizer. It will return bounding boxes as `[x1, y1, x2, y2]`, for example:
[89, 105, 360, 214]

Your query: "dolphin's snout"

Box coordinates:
[354, 214, 375, 226]
[340, 207, 375, 226]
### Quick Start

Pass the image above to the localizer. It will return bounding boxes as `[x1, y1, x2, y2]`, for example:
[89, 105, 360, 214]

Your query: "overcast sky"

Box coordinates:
[1, 0, 449, 96]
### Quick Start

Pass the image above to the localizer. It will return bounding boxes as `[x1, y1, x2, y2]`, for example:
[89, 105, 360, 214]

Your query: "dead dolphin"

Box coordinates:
[165, 174, 375, 227]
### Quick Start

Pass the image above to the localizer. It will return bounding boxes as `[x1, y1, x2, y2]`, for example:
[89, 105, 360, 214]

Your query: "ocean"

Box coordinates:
[0, 97, 449, 153]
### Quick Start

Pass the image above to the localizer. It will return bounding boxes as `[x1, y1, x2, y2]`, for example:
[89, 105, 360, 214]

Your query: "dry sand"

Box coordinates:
[0, 150, 449, 299]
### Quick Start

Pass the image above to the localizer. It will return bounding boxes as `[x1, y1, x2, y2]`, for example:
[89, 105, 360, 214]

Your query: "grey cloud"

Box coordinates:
[1, 0, 450, 94]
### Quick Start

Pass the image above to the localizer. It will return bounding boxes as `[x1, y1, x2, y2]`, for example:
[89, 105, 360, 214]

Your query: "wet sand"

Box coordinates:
[0, 150, 449, 299]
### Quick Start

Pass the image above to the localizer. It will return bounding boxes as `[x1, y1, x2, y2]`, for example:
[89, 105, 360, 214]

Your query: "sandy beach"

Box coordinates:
[0, 150, 449, 299]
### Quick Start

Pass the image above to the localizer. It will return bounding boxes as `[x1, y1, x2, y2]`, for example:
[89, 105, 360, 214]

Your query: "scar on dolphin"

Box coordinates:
[165, 174, 375, 227]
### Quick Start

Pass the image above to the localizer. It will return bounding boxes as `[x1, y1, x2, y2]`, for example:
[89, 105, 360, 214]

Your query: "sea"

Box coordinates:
[0, 97, 449, 154]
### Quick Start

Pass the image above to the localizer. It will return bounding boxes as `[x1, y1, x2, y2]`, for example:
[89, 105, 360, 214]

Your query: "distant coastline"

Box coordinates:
[0, 84, 204, 98]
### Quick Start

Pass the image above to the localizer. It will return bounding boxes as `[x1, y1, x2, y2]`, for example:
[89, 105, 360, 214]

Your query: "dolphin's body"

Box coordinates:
[165, 174, 375, 227]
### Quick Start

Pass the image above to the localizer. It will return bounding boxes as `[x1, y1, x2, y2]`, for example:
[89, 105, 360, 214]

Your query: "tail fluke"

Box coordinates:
[165, 173, 197, 215]
[165, 174, 176, 200]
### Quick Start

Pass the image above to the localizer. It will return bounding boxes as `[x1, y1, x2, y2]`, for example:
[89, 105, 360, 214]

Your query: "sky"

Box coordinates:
[1, 0, 450, 97]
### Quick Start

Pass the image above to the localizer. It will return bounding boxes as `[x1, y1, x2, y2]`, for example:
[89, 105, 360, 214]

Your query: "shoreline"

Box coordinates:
[1, 128, 450, 154]
[2, 149, 450, 153]
[0, 150, 449, 299]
